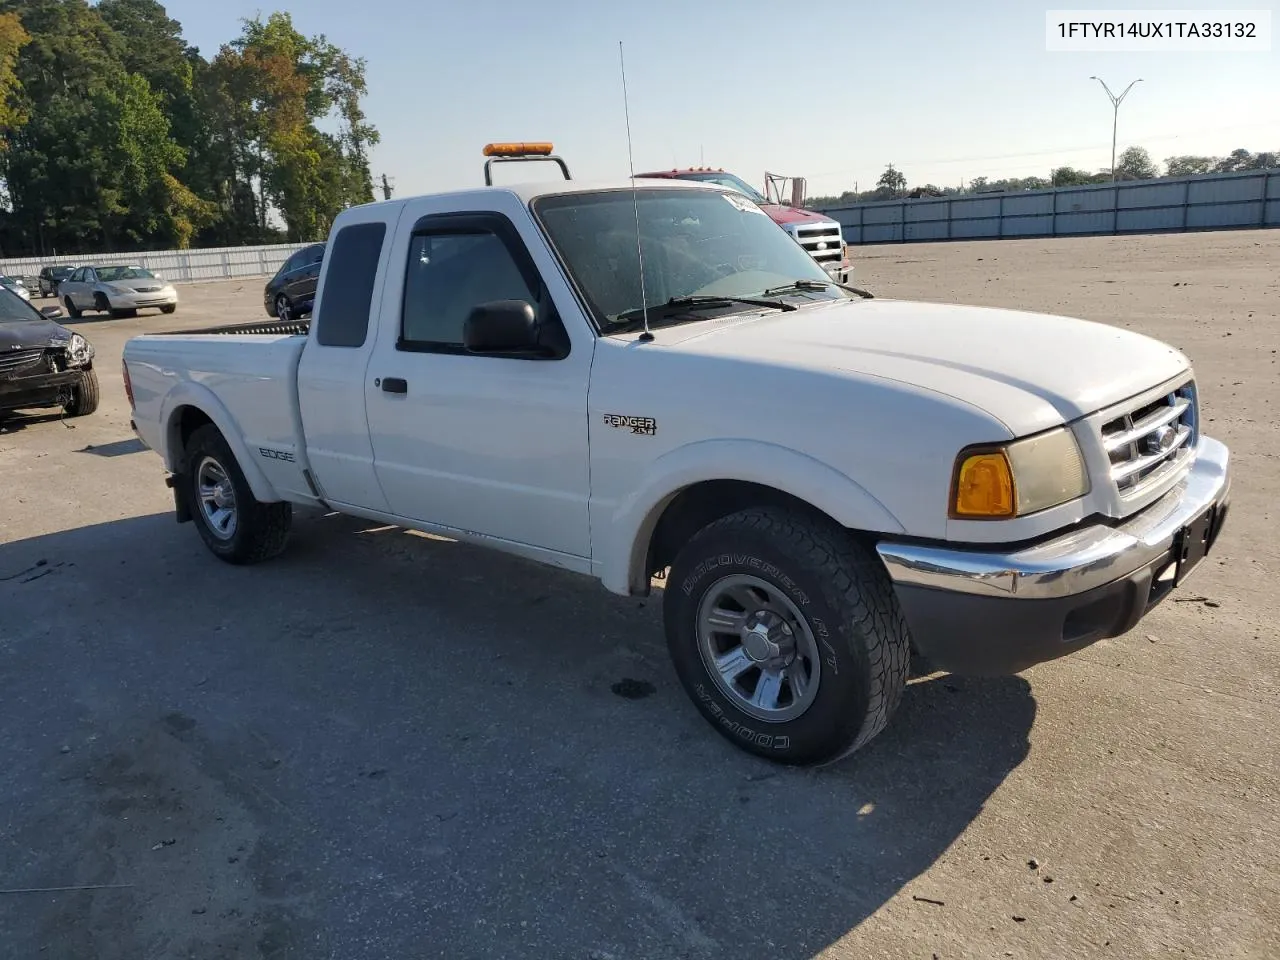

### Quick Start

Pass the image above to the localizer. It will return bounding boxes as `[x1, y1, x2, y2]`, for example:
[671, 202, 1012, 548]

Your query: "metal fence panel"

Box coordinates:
[1117, 182, 1185, 209]
[952, 218, 1000, 238]
[1004, 214, 1054, 236]
[0, 242, 312, 286]
[818, 170, 1278, 245]
[1118, 207, 1183, 231]
[904, 220, 949, 241]
[1004, 193, 1052, 216]
[1187, 201, 1265, 228]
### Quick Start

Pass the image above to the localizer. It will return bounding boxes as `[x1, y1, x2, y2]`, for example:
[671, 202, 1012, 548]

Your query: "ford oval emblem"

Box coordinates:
[1145, 425, 1177, 454]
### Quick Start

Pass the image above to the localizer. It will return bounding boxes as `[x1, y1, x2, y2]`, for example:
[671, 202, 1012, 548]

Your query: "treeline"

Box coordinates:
[0, 0, 378, 258]
[808, 145, 1279, 208]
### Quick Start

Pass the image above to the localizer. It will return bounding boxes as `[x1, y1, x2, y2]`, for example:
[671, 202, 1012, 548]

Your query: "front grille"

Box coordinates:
[1100, 379, 1198, 497]
[793, 223, 844, 264]
[0, 348, 44, 378]
[132, 286, 162, 293]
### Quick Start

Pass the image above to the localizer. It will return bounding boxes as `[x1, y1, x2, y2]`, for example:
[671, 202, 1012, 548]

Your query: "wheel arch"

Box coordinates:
[599, 440, 905, 596]
[160, 387, 280, 503]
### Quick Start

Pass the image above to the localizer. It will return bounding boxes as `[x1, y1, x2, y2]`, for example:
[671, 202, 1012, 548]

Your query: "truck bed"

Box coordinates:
[124, 330, 315, 504]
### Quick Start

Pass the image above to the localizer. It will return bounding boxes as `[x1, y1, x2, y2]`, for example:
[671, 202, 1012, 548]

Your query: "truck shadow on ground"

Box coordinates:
[0, 511, 1036, 960]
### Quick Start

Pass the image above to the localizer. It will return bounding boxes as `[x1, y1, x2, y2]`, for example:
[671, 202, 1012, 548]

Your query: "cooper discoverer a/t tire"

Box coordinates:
[663, 507, 911, 765]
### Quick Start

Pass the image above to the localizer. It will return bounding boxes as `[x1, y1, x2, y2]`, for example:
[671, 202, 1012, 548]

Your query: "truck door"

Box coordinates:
[296, 206, 402, 513]
[363, 194, 594, 561]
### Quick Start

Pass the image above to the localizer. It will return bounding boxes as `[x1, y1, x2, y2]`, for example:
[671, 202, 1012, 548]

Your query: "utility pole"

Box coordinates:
[1090, 76, 1143, 181]
[379, 173, 394, 201]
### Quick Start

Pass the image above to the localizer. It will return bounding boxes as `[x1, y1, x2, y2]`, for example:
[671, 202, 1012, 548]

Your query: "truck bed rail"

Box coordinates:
[157, 318, 310, 337]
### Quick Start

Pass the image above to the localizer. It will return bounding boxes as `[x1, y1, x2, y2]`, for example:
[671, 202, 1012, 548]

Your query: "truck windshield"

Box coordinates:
[97, 266, 156, 281]
[532, 187, 844, 329]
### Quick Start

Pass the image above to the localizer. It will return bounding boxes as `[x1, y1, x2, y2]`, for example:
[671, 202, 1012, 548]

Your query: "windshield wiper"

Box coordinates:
[760, 279, 875, 300]
[610, 294, 796, 329]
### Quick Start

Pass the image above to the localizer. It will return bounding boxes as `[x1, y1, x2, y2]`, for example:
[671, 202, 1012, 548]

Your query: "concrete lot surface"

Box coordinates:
[1, 231, 1276, 959]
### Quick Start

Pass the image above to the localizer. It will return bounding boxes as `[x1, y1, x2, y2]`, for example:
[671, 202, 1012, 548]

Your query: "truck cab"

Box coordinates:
[634, 167, 852, 284]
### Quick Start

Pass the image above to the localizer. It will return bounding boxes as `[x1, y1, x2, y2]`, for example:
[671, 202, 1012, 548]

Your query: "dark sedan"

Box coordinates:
[0, 290, 99, 420]
[37, 265, 77, 298]
[263, 243, 325, 322]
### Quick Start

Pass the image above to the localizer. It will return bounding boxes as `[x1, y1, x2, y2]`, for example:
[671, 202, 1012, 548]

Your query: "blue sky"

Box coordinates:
[164, 0, 1278, 197]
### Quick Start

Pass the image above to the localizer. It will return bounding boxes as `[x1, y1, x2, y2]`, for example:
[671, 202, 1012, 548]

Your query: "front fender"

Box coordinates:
[596, 438, 905, 595]
[159, 381, 280, 503]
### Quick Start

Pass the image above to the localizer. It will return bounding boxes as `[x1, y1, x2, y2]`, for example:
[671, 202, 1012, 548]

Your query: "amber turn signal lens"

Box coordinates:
[953, 451, 1015, 518]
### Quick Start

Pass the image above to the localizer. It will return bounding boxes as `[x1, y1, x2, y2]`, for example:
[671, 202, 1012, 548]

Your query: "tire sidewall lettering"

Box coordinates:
[694, 683, 791, 750]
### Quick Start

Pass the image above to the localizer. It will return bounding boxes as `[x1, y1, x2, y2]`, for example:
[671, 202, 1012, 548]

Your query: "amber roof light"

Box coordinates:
[483, 142, 554, 157]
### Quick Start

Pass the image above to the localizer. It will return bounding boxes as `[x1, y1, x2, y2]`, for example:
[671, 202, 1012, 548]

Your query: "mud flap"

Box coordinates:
[166, 473, 192, 524]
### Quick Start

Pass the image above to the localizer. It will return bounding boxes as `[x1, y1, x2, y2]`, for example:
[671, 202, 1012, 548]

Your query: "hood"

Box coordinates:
[0, 317, 70, 350]
[758, 203, 836, 227]
[647, 298, 1190, 435]
[105, 277, 166, 292]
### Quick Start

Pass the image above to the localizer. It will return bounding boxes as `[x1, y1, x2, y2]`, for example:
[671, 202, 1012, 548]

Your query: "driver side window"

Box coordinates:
[400, 229, 538, 351]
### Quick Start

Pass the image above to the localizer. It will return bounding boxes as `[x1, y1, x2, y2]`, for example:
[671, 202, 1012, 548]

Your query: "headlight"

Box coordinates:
[68, 332, 93, 365]
[102, 283, 124, 294]
[950, 426, 1089, 519]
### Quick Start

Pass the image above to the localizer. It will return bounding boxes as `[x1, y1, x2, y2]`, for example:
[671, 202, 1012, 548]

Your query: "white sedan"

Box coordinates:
[59, 264, 178, 319]
[0, 275, 31, 300]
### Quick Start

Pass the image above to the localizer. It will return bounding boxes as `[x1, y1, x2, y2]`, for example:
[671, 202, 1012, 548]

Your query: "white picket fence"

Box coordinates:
[0, 242, 313, 286]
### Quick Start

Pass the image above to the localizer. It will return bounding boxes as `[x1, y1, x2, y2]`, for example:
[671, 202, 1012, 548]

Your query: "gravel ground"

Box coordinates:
[1, 230, 1276, 960]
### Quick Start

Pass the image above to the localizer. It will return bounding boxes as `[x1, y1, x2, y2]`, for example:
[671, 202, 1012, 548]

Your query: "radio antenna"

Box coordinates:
[618, 40, 653, 343]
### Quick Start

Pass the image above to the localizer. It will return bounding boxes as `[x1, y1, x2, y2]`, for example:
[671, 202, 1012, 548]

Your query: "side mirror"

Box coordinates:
[40, 305, 64, 319]
[464, 300, 540, 354]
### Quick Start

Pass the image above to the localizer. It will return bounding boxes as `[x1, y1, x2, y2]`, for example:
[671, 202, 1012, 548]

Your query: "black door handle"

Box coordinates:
[381, 377, 408, 394]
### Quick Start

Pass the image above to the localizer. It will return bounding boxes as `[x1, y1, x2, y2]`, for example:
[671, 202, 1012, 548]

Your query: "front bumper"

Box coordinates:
[111, 289, 178, 309]
[0, 369, 84, 411]
[876, 437, 1231, 676]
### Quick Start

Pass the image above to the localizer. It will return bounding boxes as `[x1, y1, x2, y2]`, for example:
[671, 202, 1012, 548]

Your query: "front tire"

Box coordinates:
[161, 304, 177, 314]
[275, 294, 293, 323]
[64, 296, 81, 319]
[64, 369, 100, 417]
[663, 507, 910, 766]
[184, 424, 293, 565]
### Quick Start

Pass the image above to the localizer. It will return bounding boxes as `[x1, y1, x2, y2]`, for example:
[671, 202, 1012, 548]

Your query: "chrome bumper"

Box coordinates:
[877, 436, 1231, 601]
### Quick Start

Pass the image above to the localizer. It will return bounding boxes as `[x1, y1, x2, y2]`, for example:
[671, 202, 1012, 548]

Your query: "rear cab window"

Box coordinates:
[312, 222, 387, 348]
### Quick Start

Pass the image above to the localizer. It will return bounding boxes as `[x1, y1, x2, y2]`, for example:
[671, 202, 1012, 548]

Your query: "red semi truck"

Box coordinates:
[634, 167, 853, 284]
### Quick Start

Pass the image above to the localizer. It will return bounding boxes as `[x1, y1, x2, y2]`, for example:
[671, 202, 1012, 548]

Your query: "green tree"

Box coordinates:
[1051, 166, 1092, 187]
[0, 11, 29, 136]
[1213, 148, 1254, 173]
[1164, 155, 1218, 176]
[876, 163, 906, 196]
[1115, 146, 1158, 181]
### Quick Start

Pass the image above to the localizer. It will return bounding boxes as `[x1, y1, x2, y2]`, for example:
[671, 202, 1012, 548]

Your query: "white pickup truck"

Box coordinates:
[123, 145, 1231, 766]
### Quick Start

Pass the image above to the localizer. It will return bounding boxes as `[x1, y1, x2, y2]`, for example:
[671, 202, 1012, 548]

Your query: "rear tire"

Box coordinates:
[64, 369, 100, 417]
[663, 507, 911, 766]
[184, 424, 292, 565]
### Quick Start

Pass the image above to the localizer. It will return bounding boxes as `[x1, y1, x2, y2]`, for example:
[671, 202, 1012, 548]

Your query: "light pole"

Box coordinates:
[1090, 76, 1143, 181]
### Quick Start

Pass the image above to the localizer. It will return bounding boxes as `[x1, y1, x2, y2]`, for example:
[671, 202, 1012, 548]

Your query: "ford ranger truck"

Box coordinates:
[634, 167, 853, 285]
[121, 144, 1231, 766]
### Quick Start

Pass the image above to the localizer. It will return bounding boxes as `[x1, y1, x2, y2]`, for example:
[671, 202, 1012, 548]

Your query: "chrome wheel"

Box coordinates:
[276, 295, 292, 322]
[695, 574, 822, 723]
[196, 456, 238, 541]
